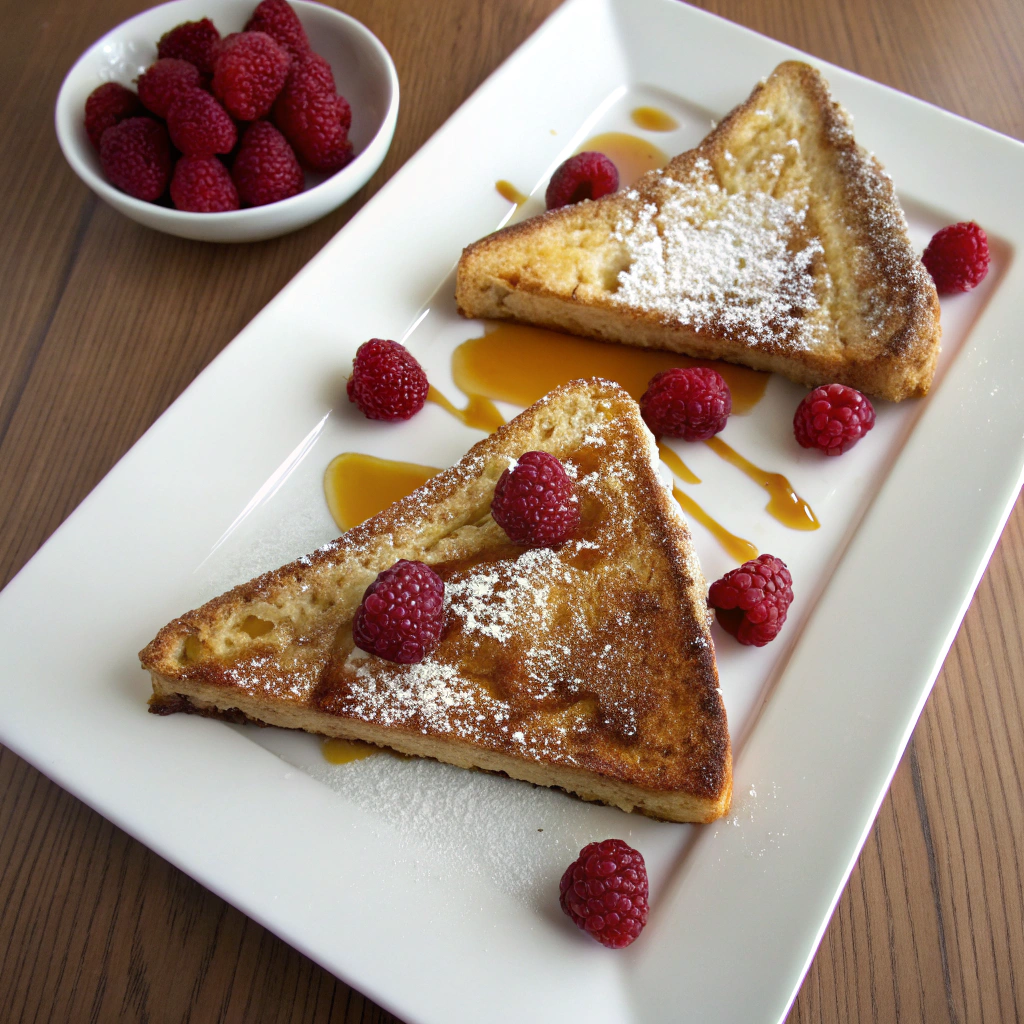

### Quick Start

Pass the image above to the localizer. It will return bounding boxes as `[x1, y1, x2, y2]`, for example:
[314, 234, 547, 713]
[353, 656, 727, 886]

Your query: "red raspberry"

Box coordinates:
[640, 367, 732, 441]
[794, 383, 875, 456]
[244, 0, 310, 59]
[170, 156, 239, 212]
[166, 89, 236, 157]
[353, 560, 445, 664]
[346, 339, 429, 421]
[84, 82, 143, 149]
[137, 58, 201, 118]
[922, 221, 990, 293]
[545, 151, 619, 210]
[273, 53, 353, 172]
[99, 117, 170, 201]
[559, 839, 649, 949]
[708, 554, 793, 647]
[232, 121, 304, 206]
[212, 32, 290, 121]
[157, 18, 221, 77]
[491, 451, 579, 548]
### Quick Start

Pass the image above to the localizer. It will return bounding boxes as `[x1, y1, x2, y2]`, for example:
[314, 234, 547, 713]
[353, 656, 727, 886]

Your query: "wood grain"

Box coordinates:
[1, 0, 1022, 1021]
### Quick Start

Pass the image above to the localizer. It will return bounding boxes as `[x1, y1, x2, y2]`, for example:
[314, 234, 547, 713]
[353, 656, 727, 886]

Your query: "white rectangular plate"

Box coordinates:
[4, 1, 1024, 1022]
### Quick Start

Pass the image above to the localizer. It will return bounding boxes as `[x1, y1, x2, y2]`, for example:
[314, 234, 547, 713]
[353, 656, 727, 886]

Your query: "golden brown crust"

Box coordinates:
[141, 379, 732, 823]
[455, 61, 941, 402]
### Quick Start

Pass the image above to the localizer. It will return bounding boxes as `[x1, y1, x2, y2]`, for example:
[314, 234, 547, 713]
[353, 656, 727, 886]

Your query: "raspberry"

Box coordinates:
[559, 839, 649, 949]
[170, 156, 239, 212]
[212, 32, 290, 121]
[922, 221, 990, 293]
[640, 367, 732, 441]
[273, 53, 353, 172]
[166, 88, 236, 157]
[491, 451, 579, 548]
[346, 339, 429, 421]
[244, 0, 310, 59]
[793, 383, 875, 456]
[545, 151, 619, 210]
[84, 82, 143, 149]
[137, 58, 201, 118]
[99, 117, 171, 201]
[353, 560, 445, 664]
[157, 18, 221, 77]
[708, 554, 793, 647]
[232, 121, 304, 206]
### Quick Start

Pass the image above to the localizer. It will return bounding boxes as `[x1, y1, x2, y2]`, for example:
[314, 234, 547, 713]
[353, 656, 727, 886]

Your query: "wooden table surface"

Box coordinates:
[2, 0, 1023, 1021]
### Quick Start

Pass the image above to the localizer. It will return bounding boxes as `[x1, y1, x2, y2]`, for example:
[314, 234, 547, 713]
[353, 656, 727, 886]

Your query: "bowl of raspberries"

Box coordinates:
[55, 0, 398, 242]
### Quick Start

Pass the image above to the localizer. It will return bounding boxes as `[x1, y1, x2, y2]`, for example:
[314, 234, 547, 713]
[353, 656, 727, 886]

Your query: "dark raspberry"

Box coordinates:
[212, 31, 290, 121]
[336, 93, 352, 133]
[353, 560, 445, 664]
[84, 82, 143, 149]
[157, 18, 221, 77]
[640, 366, 732, 441]
[545, 151, 619, 210]
[137, 58, 201, 118]
[347, 339, 429, 421]
[166, 88, 236, 157]
[491, 451, 579, 548]
[170, 156, 239, 212]
[244, 0, 310, 59]
[232, 121, 303, 206]
[793, 383, 875, 456]
[559, 839, 649, 949]
[99, 117, 170, 201]
[922, 221, 990, 293]
[708, 554, 793, 647]
[273, 53, 353, 172]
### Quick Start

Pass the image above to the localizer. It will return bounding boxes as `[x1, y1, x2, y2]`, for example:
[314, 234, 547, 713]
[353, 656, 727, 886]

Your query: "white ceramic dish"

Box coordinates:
[54, 0, 398, 242]
[8, 0, 1024, 1021]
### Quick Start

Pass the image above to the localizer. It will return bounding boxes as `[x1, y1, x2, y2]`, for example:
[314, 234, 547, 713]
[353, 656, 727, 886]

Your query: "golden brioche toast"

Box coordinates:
[141, 379, 731, 823]
[456, 61, 940, 402]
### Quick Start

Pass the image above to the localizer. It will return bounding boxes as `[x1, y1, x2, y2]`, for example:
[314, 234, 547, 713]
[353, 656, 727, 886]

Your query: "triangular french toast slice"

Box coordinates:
[455, 61, 940, 402]
[142, 379, 731, 823]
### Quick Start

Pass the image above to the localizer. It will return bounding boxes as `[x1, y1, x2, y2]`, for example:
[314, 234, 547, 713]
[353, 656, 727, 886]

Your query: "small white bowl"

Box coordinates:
[55, 0, 398, 242]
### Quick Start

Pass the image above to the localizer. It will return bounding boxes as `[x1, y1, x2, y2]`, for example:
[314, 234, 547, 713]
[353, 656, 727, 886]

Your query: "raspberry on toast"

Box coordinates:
[455, 62, 941, 402]
[141, 379, 731, 823]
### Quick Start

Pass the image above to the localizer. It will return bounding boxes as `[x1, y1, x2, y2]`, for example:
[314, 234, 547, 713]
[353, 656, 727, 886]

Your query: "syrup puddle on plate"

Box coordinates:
[451, 323, 769, 414]
[325, 452, 440, 531]
[578, 131, 668, 186]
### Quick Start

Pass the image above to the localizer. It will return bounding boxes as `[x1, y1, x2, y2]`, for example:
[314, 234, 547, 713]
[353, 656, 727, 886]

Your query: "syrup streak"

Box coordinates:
[704, 437, 819, 531]
[672, 486, 759, 564]
[630, 106, 680, 132]
[427, 386, 506, 433]
[657, 442, 700, 485]
[495, 180, 529, 206]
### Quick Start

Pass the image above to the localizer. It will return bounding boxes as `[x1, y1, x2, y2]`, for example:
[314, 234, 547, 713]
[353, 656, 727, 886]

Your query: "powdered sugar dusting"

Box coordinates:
[611, 157, 825, 350]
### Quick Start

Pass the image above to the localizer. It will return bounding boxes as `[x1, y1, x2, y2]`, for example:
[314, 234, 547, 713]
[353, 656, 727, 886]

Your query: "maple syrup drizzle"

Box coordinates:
[657, 442, 700, 485]
[495, 180, 529, 206]
[704, 437, 819, 531]
[672, 486, 758, 564]
[630, 106, 680, 132]
[324, 452, 440, 531]
[426, 385, 505, 432]
[451, 323, 768, 414]
[578, 131, 668, 187]
[322, 737, 378, 764]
